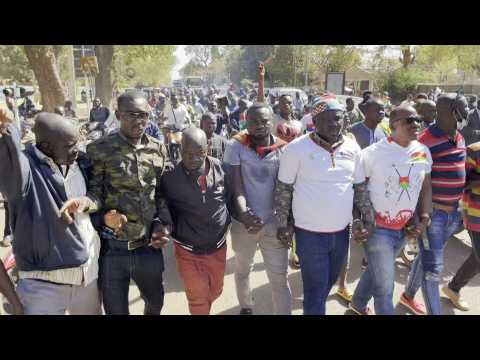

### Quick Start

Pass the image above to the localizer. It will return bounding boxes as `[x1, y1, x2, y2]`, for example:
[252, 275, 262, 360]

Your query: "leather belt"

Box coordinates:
[104, 236, 150, 251]
[432, 202, 458, 213]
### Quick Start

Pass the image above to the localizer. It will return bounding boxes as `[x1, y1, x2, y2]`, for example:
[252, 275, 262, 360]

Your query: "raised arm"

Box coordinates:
[257, 62, 265, 103]
[0, 106, 31, 200]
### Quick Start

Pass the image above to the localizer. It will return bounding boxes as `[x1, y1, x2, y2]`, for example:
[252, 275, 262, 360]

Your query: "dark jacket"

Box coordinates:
[0, 124, 89, 271]
[89, 106, 110, 123]
[159, 156, 230, 255]
[461, 109, 480, 146]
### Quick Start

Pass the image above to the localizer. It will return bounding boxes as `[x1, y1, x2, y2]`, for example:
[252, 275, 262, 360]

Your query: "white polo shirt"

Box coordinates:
[278, 134, 365, 232]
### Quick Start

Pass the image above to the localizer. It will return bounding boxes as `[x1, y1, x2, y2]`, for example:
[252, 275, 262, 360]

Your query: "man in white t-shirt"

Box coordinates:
[166, 94, 190, 131]
[274, 98, 367, 315]
[349, 106, 432, 315]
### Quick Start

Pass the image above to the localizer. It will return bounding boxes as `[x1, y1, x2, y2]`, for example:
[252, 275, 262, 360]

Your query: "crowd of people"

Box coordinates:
[1, 62, 480, 316]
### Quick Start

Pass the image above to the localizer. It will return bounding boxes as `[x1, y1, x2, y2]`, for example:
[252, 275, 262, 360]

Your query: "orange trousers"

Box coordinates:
[174, 243, 227, 315]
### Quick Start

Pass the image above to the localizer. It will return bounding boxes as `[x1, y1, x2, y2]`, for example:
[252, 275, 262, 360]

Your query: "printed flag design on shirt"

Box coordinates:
[410, 151, 429, 164]
[399, 176, 410, 190]
[375, 209, 414, 229]
[393, 164, 414, 201]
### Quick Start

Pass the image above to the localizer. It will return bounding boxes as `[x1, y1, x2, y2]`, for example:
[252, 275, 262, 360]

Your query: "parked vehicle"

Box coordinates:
[267, 87, 308, 105]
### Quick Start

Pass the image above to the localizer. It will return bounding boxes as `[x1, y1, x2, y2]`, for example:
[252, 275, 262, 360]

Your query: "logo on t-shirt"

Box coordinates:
[410, 151, 429, 164]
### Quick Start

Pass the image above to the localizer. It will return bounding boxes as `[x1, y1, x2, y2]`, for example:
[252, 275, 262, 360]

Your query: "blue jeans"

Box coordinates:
[351, 227, 406, 315]
[404, 208, 462, 315]
[295, 226, 349, 315]
[99, 240, 165, 315]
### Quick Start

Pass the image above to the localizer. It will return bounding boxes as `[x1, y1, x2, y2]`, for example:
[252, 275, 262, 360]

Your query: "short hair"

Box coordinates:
[362, 91, 373, 100]
[117, 91, 146, 109]
[415, 93, 428, 100]
[201, 112, 217, 122]
[246, 102, 272, 118]
[279, 94, 291, 101]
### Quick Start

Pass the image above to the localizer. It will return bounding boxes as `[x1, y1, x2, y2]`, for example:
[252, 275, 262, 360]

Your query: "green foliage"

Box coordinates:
[380, 67, 433, 102]
[113, 45, 176, 88]
[240, 78, 253, 89]
[324, 45, 362, 72]
[0, 45, 34, 83]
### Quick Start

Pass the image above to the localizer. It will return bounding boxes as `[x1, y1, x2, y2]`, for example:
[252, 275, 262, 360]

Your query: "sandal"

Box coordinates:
[336, 287, 353, 303]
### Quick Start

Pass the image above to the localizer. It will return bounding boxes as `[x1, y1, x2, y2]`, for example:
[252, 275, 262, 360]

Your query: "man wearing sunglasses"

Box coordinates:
[349, 106, 433, 315]
[63, 91, 173, 315]
[400, 93, 469, 315]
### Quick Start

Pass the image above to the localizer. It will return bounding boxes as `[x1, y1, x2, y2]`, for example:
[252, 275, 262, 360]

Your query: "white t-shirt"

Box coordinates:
[278, 134, 365, 232]
[362, 138, 432, 230]
[166, 104, 190, 130]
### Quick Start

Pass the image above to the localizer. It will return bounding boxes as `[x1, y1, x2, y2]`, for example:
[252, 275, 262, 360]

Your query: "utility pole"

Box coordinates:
[67, 45, 77, 109]
[305, 46, 309, 88]
[293, 46, 297, 87]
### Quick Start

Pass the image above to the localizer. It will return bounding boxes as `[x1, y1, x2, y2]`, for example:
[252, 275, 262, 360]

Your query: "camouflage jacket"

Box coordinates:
[86, 131, 172, 241]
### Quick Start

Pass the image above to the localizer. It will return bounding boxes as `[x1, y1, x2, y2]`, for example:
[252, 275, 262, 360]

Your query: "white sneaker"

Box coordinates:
[442, 284, 470, 311]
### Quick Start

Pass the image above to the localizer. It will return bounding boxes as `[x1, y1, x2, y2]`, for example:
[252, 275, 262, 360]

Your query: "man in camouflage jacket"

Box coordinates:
[63, 91, 173, 315]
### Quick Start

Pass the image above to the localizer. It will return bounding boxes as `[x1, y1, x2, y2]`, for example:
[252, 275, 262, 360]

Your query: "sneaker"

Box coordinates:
[336, 287, 353, 303]
[398, 293, 426, 315]
[240, 308, 253, 315]
[348, 303, 372, 315]
[442, 284, 470, 311]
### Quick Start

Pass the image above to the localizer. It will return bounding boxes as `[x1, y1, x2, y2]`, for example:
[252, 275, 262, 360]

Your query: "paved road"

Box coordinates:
[1, 201, 479, 315]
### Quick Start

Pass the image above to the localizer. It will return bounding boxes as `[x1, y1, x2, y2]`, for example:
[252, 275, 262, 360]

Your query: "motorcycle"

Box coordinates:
[160, 124, 183, 165]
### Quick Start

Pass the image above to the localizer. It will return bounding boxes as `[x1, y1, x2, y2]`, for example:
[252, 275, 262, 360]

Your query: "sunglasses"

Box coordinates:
[404, 116, 422, 125]
[120, 111, 150, 121]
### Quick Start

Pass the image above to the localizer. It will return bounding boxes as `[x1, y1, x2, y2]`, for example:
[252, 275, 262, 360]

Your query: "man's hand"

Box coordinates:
[258, 62, 265, 78]
[12, 300, 24, 315]
[104, 210, 128, 234]
[277, 225, 294, 248]
[58, 196, 93, 224]
[150, 222, 172, 249]
[0, 105, 14, 134]
[352, 219, 369, 244]
[238, 209, 264, 234]
[405, 217, 429, 239]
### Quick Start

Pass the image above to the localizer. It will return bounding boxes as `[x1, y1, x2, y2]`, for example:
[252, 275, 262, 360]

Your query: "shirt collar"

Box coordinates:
[428, 123, 460, 141]
[117, 130, 150, 149]
[30, 144, 79, 176]
[30, 144, 58, 171]
[310, 132, 345, 153]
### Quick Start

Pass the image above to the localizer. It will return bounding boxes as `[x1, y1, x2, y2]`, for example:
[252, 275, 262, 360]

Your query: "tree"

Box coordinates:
[325, 45, 362, 72]
[185, 45, 215, 67]
[180, 59, 204, 77]
[23, 45, 66, 112]
[91, 45, 176, 107]
[380, 67, 432, 102]
[0, 45, 34, 84]
[113, 45, 176, 88]
[399, 45, 416, 68]
[95, 45, 114, 107]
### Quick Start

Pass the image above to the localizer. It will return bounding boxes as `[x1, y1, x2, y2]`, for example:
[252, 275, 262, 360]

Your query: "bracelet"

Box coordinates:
[420, 213, 431, 221]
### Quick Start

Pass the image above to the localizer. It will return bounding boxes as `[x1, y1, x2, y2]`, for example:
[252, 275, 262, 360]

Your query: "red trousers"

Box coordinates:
[174, 243, 227, 315]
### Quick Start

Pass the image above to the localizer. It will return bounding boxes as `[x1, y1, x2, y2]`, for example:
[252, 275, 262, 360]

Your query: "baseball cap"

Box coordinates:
[311, 97, 345, 117]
